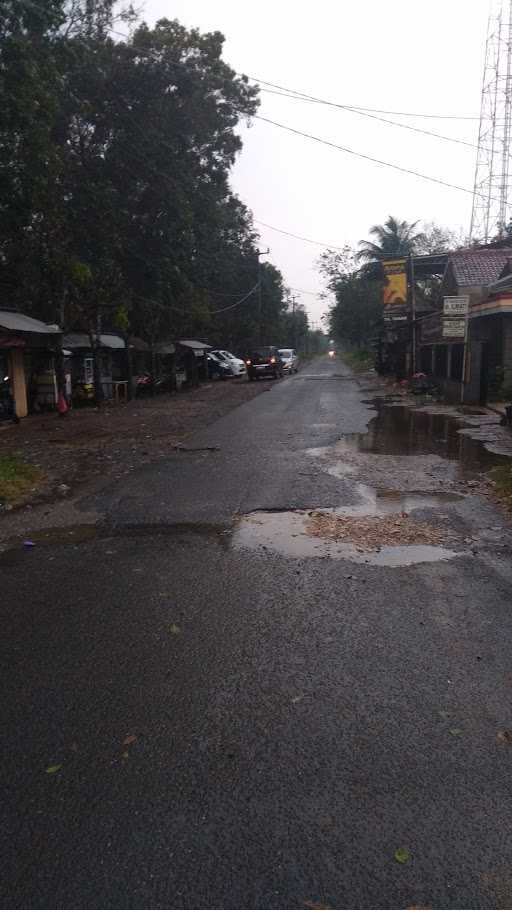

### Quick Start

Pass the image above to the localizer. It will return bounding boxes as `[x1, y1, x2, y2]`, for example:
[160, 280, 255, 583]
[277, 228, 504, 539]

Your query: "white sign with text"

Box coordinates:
[443, 296, 469, 316]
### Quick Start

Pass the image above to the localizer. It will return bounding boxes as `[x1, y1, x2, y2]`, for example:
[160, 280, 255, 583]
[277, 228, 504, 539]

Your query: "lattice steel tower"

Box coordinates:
[470, 0, 512, 242]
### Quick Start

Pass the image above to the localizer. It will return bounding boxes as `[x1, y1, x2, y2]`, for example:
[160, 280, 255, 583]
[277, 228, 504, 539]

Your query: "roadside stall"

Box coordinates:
[63, 333, 126, 403]
[0, 310, 62, 419]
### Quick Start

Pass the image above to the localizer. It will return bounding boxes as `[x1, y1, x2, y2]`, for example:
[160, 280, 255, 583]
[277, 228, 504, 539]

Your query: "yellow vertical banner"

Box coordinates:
[382, 259, 407, 306]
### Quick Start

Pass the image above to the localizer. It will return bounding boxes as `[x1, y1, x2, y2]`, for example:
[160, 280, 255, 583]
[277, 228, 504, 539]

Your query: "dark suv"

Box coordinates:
[245, 346, 284, 380]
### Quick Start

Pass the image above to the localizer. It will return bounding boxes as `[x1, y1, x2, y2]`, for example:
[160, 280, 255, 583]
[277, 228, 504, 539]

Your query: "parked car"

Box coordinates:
[245, 346, 284, 380]
[207, 353, 232, 381]
[211, 350, 247, 377]
[278, 348, 300, 374]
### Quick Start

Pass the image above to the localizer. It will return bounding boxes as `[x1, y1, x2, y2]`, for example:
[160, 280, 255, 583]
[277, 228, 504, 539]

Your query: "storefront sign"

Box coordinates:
[442, 317, 466, 338]
[443, 296, 469, 316]
[382, 259, 407, 306]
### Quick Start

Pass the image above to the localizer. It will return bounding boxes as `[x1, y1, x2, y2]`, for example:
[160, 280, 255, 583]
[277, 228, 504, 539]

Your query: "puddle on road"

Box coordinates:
[233, 510, 461, 567]
[232, 402, 511, 567]
[345, 401, 512, 474]
[333, 484, 463, 517]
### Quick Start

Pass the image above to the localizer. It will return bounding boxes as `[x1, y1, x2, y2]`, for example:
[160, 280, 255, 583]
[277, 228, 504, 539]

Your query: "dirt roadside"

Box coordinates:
[0, 377, 272, 518]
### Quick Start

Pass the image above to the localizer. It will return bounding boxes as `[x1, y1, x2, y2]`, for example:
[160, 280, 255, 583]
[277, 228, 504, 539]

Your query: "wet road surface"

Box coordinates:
[3, 358, 512, 909]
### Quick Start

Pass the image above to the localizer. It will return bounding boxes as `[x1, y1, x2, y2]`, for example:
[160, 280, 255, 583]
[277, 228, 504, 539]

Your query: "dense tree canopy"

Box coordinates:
[0, 1, 311, 354]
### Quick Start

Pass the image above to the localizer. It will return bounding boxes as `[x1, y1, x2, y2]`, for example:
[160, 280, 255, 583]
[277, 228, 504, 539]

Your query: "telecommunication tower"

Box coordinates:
[470, 0, 512, 242]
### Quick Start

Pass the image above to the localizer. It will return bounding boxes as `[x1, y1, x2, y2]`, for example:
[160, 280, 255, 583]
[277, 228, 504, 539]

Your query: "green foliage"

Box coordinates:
[320, 248, 382, 349]
[0, 454, 43, 503]
[342, 349, 374, 372]
[0, 2, 305, 353]
[357, 216, 425, 265]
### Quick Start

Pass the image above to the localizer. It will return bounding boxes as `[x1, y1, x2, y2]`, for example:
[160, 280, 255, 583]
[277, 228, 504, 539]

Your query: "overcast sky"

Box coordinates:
[142, 0, 489, 325]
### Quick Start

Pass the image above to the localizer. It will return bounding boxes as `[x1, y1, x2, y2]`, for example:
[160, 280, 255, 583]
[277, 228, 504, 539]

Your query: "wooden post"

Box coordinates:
[9, 348, 28, 418]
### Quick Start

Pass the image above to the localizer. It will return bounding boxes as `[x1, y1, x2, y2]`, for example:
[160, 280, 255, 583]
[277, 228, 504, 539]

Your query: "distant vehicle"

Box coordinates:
[211, 350, 247, 377]
[245, 346, 284, 380]
[278, 348, 300, 374]
[207, 352, 232, 381]
[328, 349, 336, 359]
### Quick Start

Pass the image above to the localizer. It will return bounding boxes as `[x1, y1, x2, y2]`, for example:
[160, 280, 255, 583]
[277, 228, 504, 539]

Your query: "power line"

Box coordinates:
[255, 220, 345, 250]
[258, 87, 482, 154]
[255, 115, 502, 203]
[247, 74, 482, 121]
[290, 286, 323, 296]
[210, 280, 260, 314]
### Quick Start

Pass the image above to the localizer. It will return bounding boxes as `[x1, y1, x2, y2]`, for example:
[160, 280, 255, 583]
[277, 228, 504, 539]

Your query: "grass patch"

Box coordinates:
[489, 464, 512, 510]
[0, 454, 43, 503]
[342, 349, 374, 373]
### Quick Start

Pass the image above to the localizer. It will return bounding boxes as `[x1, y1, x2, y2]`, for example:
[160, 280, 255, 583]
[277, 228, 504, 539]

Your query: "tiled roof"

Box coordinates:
[449, 248, 512, 286]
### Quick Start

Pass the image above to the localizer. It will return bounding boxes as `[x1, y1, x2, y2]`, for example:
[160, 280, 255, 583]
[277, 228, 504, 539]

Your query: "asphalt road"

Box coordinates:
[3, 357, 512, 910]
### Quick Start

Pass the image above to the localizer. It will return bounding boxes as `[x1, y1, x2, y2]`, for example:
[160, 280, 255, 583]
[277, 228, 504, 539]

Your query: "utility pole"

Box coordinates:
[291, 295, 298, 350]
[257, 248, 270, 345]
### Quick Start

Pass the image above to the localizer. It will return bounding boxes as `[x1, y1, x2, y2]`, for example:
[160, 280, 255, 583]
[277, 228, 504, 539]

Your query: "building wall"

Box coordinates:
[465, 314, 504, 404]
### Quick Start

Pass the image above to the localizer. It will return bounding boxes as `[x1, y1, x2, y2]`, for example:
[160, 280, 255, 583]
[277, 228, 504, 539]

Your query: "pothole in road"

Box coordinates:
[233, 510, 462, 567]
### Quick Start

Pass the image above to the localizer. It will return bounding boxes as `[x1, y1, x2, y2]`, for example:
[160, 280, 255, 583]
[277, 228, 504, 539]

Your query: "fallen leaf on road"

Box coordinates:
[303, 901, 332, 910]
[46, 764, 62, 774]
[169, 624, 181, 635]
[122, 751, 129, 759]
[123, 734, 137, 746]
[438, 710, 450, 719]
[394, 847, 412, 864]
[497, 730, 512, 743]
[449, 728, 463, 736]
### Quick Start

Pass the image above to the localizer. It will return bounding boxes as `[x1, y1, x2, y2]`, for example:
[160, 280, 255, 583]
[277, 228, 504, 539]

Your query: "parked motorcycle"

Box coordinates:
[134, 372, 173, 396]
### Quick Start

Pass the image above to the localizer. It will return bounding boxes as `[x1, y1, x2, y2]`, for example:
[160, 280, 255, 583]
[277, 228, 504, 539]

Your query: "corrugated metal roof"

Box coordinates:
[449, 248, 512, 286]
[177, 339, 211, 351]
[63, 333, 125, 350]
[0, 311, 61, 334]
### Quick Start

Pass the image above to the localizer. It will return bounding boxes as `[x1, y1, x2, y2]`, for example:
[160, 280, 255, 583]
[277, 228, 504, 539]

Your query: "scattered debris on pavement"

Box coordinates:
[305, 511, 449, 551]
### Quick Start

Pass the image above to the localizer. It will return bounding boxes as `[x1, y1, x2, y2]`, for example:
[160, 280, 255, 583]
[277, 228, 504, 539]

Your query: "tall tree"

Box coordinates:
[357, 216, 425, 265]
[320, 247, 382, 349]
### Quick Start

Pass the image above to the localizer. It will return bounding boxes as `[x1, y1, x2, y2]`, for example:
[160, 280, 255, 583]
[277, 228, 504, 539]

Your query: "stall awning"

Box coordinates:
[0, 311, 61, 335]
[177, 339, 211, 351]
[63, 333, 125, 350]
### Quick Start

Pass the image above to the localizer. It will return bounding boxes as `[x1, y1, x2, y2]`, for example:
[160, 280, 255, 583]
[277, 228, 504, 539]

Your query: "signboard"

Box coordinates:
[382, 259, 407, 306]
[443, 296, 469, 316]
[442, 317, 466, 338]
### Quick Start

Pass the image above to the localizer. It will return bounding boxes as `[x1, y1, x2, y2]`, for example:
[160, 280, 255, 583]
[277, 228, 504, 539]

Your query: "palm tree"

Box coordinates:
[357, 216, 425, 264]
